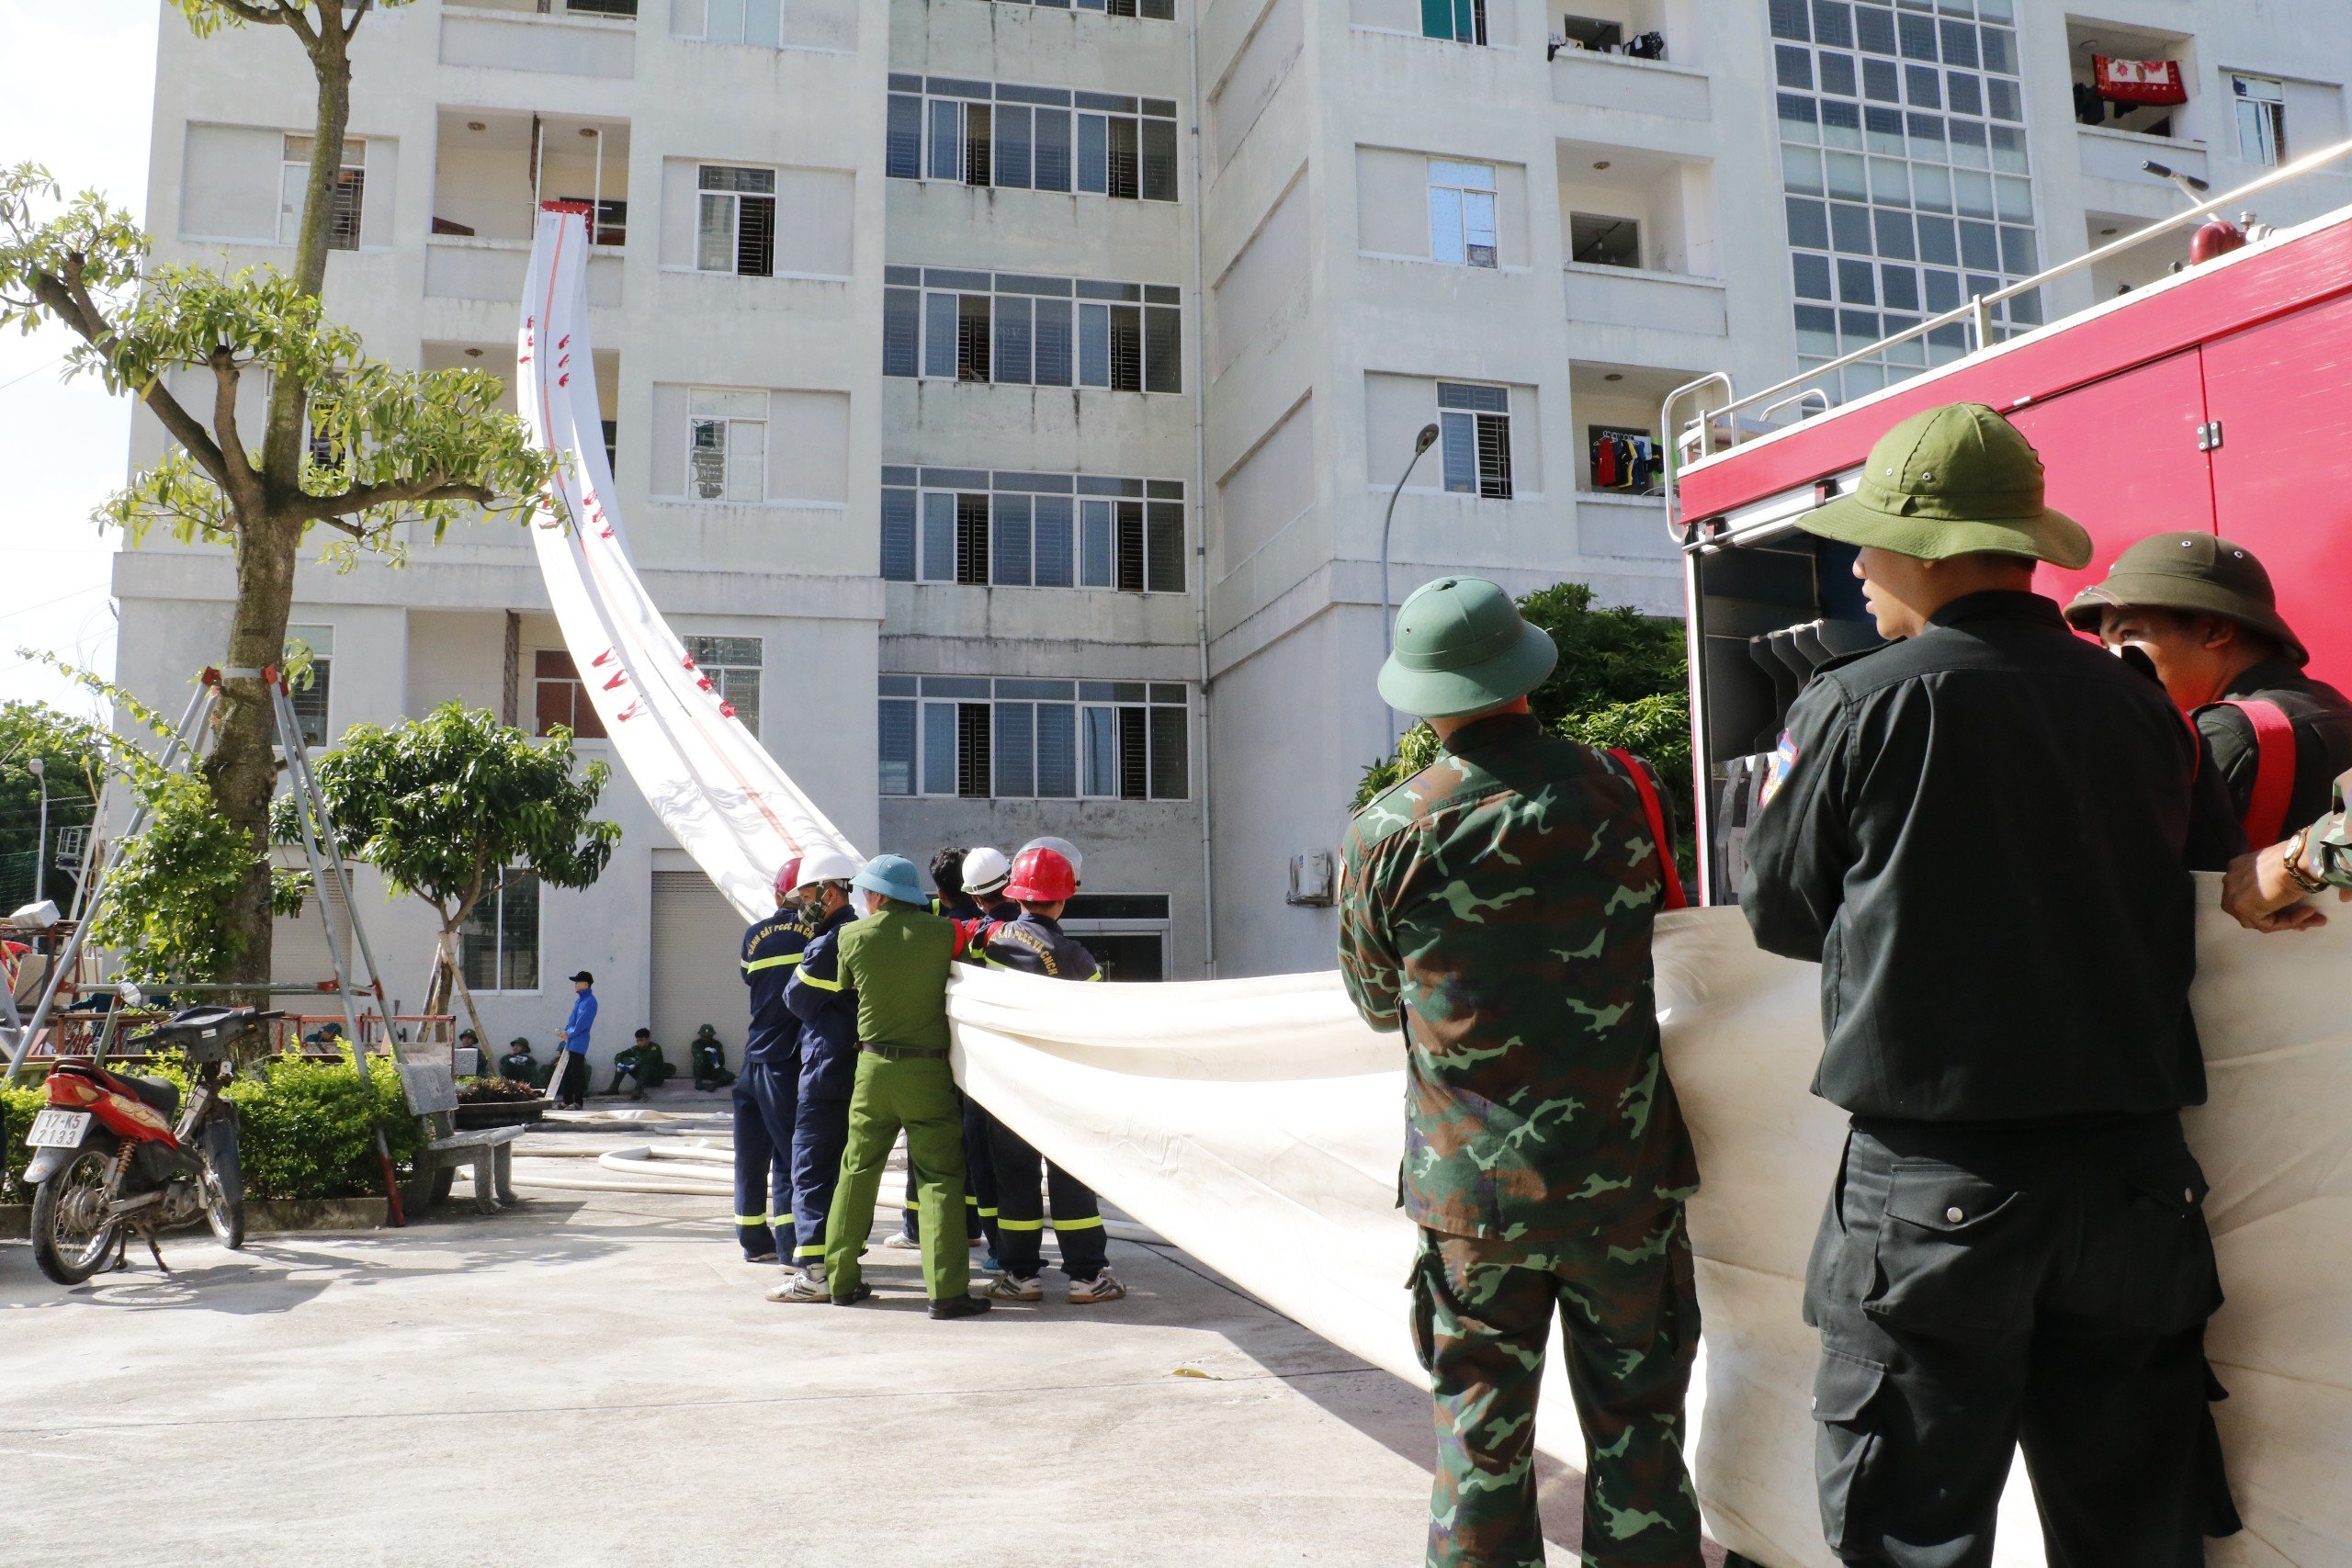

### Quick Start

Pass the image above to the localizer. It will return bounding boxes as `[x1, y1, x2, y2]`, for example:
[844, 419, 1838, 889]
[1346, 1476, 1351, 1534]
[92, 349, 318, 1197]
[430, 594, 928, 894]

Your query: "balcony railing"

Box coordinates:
[1564, 263, 1726, 337]
[440, 3, 638, 78]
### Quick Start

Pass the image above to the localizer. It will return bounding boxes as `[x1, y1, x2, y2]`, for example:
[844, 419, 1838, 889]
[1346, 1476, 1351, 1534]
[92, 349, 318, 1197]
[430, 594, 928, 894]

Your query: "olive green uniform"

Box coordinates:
[820, 904, 974, 1303]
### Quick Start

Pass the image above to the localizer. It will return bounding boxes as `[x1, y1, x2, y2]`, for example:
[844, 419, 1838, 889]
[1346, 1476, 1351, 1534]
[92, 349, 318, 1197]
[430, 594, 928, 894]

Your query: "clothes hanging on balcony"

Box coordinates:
[1593, 434, 1619, 488]
[1623, 30, 1666, 61]
[2093, 55, 2188, 107]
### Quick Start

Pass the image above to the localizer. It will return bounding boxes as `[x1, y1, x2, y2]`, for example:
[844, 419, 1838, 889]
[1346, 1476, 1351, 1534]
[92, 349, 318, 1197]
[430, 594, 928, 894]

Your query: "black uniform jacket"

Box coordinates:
[783, 905, 858, 1100]
[978, 912, 1102, 981]
[740, 907, 816, 1068]
[1740, 590, 2206, 1122]
[2196, 657, 2352, 838]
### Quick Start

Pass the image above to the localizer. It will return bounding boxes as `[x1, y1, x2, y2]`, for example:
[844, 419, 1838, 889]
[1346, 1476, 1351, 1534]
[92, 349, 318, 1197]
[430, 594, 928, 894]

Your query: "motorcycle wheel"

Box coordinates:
[199, 1113, 245, 1251]
[31, 1147, 124, 1286]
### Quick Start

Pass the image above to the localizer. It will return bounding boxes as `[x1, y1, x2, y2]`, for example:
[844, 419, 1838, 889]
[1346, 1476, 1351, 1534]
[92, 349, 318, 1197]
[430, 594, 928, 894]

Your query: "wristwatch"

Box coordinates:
[2281, 823, 2329, 896]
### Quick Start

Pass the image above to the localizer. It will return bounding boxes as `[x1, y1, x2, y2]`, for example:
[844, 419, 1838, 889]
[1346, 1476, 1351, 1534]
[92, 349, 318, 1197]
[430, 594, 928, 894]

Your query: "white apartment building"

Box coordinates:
[113, 0, 2352, 1063]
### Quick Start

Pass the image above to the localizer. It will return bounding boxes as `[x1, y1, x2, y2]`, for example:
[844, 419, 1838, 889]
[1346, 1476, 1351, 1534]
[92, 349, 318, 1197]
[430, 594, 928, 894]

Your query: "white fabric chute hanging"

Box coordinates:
[516, 209, 2351, 1567]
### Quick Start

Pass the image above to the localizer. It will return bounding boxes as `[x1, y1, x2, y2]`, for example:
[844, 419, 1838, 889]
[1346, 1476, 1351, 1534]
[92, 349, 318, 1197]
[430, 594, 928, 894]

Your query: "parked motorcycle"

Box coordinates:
[20, 998, 276, 1285]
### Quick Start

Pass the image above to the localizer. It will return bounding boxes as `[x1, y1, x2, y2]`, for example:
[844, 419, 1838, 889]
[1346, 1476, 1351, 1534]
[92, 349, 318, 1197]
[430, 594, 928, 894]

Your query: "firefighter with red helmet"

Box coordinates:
[978, 844, 1125, 1305]
[732, 854, 819, 1263]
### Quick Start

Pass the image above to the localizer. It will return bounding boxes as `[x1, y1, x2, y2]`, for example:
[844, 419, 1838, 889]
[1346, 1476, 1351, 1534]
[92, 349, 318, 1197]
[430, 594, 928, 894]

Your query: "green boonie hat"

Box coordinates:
[1800, 402, 2092, 570]
[1378, 576, 1558, 720]
[508, 1036, 529, 1049]
[2062, 532, 2306, 666]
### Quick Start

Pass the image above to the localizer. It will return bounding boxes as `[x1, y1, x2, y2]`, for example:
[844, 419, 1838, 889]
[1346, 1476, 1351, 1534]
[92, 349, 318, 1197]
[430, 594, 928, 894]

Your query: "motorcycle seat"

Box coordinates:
[97, 1067, 180, 1122]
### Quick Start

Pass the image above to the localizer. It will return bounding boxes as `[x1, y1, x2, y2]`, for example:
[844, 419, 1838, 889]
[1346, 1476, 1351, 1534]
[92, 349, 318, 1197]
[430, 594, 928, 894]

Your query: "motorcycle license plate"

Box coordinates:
[24, 1109, 92, 1149]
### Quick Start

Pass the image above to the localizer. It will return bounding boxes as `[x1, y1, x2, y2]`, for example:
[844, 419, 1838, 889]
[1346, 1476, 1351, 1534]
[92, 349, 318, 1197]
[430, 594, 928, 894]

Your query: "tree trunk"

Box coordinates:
[446, 937, 489, 1051]
[204, 513, 301, 1009]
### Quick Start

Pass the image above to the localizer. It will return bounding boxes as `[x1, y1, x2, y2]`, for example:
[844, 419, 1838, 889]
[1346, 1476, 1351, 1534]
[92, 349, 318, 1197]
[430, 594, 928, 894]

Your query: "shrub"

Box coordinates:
[0, 1080, 46, 1201]
[225, 1056, 424, 1202]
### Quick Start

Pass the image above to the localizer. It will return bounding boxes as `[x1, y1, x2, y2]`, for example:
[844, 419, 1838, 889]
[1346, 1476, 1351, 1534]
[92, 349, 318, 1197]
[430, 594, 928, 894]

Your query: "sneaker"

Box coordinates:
[929, 1293, 992, 1321]
[985, 1272, 1043, 1302]
[765, 1270, 831, 1303]
[797, 1260, 827, 1287]
[1069, 1270, 1127, 1305]
[980, 1254, 1001, 1274]
[882, 1232, 922, 1251]
[831, 1283, 875, 1306]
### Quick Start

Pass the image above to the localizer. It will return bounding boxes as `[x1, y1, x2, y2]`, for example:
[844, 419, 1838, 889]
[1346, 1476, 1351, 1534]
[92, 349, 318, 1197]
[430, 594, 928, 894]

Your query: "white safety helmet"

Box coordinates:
[959, 845, 1012, 897]
[792, 848, 862, 892]
[1018, 836, 1083, 880]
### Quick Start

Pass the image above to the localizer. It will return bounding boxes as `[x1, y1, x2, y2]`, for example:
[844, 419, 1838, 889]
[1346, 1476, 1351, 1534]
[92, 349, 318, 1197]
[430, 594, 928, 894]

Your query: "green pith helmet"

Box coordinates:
[508, 1037, 529, 1050]
[1799, 401, 2092, 569]
[1377, 576, 1559, 720]
[2062, 532, 2307, 666]
[695, 1023, 718, 1037]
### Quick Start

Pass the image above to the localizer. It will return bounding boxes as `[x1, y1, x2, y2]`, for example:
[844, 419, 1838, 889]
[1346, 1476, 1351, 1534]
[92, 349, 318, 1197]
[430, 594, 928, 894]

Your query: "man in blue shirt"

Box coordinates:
[555, 970, 598, 1109]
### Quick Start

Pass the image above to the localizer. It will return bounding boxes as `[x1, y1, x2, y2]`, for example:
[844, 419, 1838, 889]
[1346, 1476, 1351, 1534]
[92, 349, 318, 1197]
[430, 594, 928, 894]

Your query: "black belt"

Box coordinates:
[859, 1043, 949, 1061]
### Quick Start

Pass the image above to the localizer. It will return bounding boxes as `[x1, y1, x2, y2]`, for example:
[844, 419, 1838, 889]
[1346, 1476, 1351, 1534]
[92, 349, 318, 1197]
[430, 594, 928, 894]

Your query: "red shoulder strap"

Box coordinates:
[2219, 698, 2297, 848]
[1608, 748, 1688, 910]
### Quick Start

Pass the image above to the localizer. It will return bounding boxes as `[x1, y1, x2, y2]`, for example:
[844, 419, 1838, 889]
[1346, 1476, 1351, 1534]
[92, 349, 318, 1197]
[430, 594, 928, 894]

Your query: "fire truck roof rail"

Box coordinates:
[1661, 133, 2352, 528]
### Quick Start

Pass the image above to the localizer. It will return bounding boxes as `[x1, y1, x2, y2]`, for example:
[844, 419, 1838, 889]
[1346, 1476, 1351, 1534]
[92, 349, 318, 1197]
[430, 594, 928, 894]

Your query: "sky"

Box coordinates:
[0, 0, 161, 720]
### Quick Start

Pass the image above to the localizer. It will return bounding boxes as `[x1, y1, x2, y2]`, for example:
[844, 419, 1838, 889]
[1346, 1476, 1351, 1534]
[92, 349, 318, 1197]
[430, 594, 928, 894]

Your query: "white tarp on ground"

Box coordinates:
[519, 213, 2350, 1567]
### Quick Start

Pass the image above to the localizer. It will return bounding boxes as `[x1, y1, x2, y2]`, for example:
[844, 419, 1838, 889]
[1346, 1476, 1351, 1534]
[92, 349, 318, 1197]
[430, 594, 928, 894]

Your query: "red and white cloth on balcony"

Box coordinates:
[2093, 54, 2189, 107]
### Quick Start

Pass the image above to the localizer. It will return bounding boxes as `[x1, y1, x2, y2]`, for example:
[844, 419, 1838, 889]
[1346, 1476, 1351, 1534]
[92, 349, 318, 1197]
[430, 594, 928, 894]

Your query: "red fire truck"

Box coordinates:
[1667, 141, 2352, 905]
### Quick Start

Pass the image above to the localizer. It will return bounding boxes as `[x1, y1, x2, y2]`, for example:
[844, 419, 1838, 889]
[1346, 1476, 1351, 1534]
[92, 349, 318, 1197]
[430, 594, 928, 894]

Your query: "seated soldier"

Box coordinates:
[500, 1036, 541, 1088]
[690, 1023, 735, 1091]
[607, 1029, 673, 1099]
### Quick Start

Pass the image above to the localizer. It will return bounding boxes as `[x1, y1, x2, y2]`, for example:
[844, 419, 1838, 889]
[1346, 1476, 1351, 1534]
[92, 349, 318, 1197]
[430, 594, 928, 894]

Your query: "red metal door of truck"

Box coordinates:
[2200, 290, 2352, 681]
[2006, 348, 2216, 611]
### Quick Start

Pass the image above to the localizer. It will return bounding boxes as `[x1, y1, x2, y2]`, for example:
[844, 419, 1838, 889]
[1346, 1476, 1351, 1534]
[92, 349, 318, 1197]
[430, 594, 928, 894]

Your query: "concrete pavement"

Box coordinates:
[0, 1178, 1723, 1566]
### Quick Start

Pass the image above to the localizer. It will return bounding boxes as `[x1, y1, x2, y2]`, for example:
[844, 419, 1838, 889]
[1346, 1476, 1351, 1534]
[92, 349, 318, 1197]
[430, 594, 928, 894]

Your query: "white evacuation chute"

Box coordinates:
[520, 211, 2349, 1568]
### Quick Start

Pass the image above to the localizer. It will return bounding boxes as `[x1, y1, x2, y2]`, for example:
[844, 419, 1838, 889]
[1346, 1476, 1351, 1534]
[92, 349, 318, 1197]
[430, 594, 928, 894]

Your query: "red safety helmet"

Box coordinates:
[1003, 846, 1077, 903]
[773, 856, 804, 901]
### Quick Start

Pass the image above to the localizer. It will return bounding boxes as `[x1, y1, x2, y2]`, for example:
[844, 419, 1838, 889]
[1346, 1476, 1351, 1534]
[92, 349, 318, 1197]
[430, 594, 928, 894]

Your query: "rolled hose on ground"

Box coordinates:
[510, 1140, 1168, 1243]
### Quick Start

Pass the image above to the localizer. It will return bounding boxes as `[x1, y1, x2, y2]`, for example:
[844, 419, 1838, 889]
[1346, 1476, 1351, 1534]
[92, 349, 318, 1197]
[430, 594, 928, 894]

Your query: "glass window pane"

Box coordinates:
[1078, 114, 1108, 194]
[1147, 501, 1184, 593]
[1143, 306, 1181, 394]
[1440, 410, 1476, 492]
[1837, 256, 1877, 303]
[1811, 0, 1853, 50]
[994, 703, 1035, 797]
[1945, 70, 1982, 117]
[1825, 150, 1869, 199]
[878, 699, 916, 795]
[1148, 705, 1187, 799]
[1081, 705, 1117, 795]
[994, 294, 1034, 385]
[1998, 225, 2036, 273]
[1912, 163, 1952, 212]
[1770, 0, 1810, 39]
[1872, 206, 1916, 258]
[1829, 200, 1871, 251]
[1078, 302, 1111, 387]
[1793, 302, 1838, 355]
[1985, 75, 2019, 122]
[1034, 495, 1074, 587]
[883, 287, 920, 377]
[1863, 57, 1899, 101]
[1141, 117, 1180, 202]
[922, 702, 957, 795]
[992, 493, 1034, 585]
[1034, 299, 1073, 386]
[1430, 185, 1464, 264]
[923, 291, 958, 378]
[996, 104, 1034, 189]
[1880, 263, 1919, 310]
[929, 99, 962, 181]
[1988, 123, 2027, 174]
[1782, 144, 1825, 196]
[922, 491, 956, 581]
[881, 490, 916, 581]
[1775, 44, 1813, 89]
[1819, 51, 1857, 96]
[744, 0, 780, 47]
[1786, 196, 1829, 250]
[696, 193, 733, 271]
[1080, 499, 1114, 587]
[1793, 252, 1834, 299]
[689, 418, 727, 500]
[1958, 219, 1999, 268]
[1035, 109, 1073, 192]
[1821, 97, 1863, 150]
[1994, 175, 2031, 220]
[1923, 266, 1962, 311]
[1897, 11, 1936, 60]
[1904, 62, 1941, 107]
[887, 96, 923, 180]
[502, 873, 540, 992]
[1778, 93, 1820, 142]
[1854, 5, 1894, 55]
[1952, 168, 1995, 218]
[1036, 704, 1077, 798]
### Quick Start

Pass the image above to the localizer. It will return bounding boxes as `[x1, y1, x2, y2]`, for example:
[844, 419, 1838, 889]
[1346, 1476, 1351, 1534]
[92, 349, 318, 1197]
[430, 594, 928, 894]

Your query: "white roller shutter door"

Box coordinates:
[650, 870, 752, 1059]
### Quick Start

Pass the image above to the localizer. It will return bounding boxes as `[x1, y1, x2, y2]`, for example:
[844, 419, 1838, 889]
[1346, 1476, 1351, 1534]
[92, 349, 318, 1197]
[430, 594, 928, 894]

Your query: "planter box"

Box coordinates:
[453, 1097, 549, 1130]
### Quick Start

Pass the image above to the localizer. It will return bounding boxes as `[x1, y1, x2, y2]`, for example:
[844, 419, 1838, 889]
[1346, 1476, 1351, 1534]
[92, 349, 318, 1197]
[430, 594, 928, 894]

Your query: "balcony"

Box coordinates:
[1557, 141, 1723, 340]
[427, 108, 628, 305]
[440, 1, 638, 80]
[1568, 360, 1682, 560]
[1550, 9, 1708, 128]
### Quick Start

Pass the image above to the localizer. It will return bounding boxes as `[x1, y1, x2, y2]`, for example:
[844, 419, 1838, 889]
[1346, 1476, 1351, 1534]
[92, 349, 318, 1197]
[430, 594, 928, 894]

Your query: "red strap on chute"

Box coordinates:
[1609, 748, 1688, 910]
[2220, 698, 2298, 849]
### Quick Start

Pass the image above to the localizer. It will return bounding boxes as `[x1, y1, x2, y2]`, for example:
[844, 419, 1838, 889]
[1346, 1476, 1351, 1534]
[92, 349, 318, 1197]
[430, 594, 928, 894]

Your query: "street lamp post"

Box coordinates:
[1380, 423, 1443, 745]
[26, 757, 45, 908]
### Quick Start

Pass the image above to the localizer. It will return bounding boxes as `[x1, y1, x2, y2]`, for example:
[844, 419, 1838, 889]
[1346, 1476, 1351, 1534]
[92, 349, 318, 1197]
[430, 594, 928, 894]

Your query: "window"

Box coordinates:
[878, 677, 1189, 800]
[1437, 383, 1513, 499]
[696, 165, 775, 277]
[566, 0, 639, 14]
[673, 0, 784, 46]
[556, 196, 628, 247]
[685, 389, 766, 502]
[880, 469, 1185, 592]
[460, 869, 541, 994]
[1419, 0, 1484, 45]
[887, 78, 1178, 202]
[283, 624, 333, 748]
[1428, 161, 1498, 268]
[1567, 211, 1640, 268]
[681, 635, 762, 733]
[534, 649, 608, 739]
[280, 135, 364, 250]
[984, 0, 1175, 17]
[2233, 75, 2287, 167]
[881, 268, 1182, 393]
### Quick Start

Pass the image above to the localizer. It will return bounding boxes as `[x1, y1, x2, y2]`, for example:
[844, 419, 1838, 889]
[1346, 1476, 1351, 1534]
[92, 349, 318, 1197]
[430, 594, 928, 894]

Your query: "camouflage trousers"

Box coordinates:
[1410, 1204, 1702, 1568]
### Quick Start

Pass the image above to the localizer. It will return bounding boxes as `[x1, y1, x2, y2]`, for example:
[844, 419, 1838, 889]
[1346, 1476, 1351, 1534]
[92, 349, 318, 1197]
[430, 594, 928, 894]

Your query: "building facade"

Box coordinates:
[114, 0, 2352, 1062]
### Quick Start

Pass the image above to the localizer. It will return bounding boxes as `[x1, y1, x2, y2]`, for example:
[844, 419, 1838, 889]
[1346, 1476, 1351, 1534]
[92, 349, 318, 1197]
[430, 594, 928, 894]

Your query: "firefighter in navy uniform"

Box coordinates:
[2067, 531, 2352, 845]
[1740, 404, 2240, 1568]
[978, 845, 1125, 1305]
[734, 858, 818, 1264]
[767, 850, 863, 1299]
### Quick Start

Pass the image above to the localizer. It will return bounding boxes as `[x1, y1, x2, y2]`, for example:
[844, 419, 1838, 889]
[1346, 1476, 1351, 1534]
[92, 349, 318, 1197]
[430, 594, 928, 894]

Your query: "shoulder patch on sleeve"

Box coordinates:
[1759, 729, 1800, 807]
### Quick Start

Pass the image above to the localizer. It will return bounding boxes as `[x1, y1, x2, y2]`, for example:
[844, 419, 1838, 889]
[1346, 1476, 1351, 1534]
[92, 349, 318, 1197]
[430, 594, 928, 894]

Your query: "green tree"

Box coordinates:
[0, 703, 107, 912]
[0, 0, 554, 1011]
[284, 704, 620, 1043]
[1355, 583, 1692, 859]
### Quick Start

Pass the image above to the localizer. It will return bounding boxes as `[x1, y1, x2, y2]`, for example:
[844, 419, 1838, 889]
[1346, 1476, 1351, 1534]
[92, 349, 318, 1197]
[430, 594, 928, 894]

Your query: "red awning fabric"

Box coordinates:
[2094, 54, 2189, 106]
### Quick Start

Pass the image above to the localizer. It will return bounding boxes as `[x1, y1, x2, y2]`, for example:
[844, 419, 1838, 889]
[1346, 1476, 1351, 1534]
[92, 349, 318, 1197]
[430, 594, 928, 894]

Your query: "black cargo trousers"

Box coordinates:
[1801, 1113, 2239, 1568]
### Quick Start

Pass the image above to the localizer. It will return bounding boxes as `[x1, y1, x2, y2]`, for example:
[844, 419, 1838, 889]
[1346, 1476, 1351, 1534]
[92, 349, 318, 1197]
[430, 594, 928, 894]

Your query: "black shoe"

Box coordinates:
[831, 1283, 874, 1306]
[742, 1250, 780, 1265]
[928, 1293, 992, 1321]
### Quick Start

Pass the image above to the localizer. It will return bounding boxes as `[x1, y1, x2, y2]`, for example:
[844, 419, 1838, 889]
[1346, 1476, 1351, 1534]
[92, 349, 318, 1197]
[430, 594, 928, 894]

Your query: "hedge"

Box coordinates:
[0, 1055, 424, 1203]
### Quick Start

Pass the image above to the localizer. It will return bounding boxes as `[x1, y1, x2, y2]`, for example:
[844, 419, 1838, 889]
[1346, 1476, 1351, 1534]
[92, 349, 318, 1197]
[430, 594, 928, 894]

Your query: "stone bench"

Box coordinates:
[397, 1061, 525, 1216]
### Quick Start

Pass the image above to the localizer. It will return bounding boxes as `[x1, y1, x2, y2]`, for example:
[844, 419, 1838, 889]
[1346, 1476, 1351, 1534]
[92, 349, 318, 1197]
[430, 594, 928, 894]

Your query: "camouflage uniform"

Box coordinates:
[1340, 711, 1702, 1568]
[2299, 767, 2352, 888]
